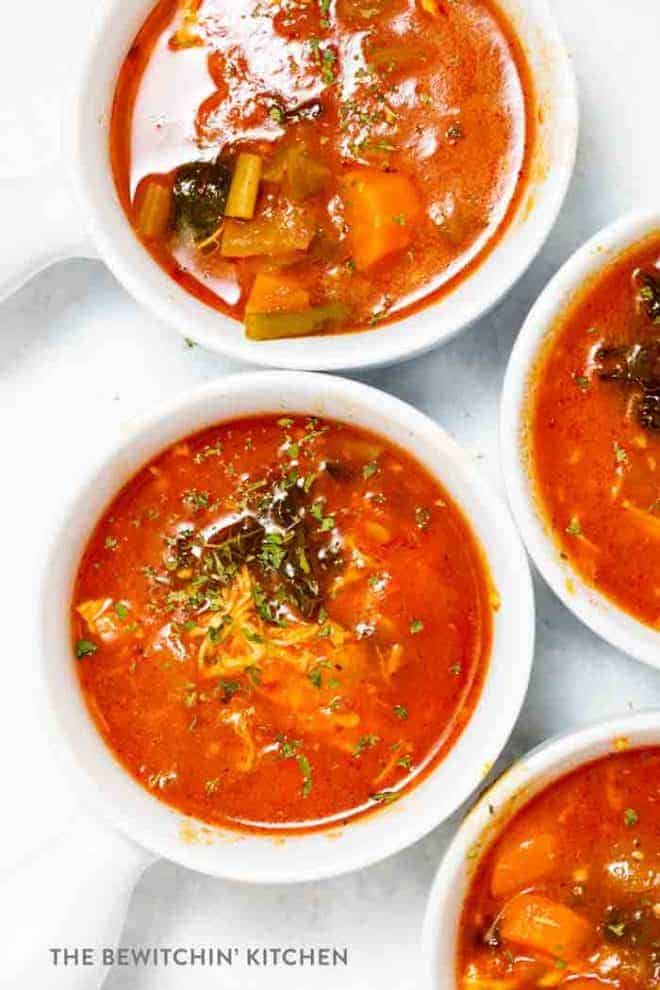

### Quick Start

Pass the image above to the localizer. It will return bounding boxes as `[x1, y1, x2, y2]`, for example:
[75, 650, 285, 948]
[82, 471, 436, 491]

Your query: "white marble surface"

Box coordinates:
[1, 1, 660, 987]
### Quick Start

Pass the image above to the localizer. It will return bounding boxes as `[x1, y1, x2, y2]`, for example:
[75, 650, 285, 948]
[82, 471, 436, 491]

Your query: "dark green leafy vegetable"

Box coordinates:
[170, 478, 326, 620]
[597, 341, 660, 431]
[173, 160, 232, 240]
[596, 273, 660, 432]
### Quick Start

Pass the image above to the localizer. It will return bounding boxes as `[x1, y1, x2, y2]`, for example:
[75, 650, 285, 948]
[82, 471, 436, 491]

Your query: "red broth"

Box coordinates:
[72, 416, 494, 831]
[457, 747, 660, 988]
[531, 235, 660, 629]
[110, 0, 532, 340]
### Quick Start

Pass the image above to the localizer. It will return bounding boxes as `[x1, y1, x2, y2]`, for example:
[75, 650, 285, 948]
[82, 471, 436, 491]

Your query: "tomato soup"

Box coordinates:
[72, 416, 493, 831]
[531, 236, 660, 629]
[110, 0, 531, 340]
[457, 747, 660, 989]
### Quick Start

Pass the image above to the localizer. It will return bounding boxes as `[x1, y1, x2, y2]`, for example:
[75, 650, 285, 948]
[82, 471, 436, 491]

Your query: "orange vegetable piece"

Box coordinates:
[340, 168, 421, 271]
[245, 273, 310, 315]
[491, 832, 558, 897]
[500, 894, 592, 961]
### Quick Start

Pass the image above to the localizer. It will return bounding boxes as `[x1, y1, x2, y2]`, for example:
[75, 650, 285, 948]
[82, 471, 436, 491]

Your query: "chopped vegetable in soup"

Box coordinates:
[110, 0, 531, 339]
[71, 416, 493, 831]
[457, 748, 660, 990]
[531, 235, 660, 629]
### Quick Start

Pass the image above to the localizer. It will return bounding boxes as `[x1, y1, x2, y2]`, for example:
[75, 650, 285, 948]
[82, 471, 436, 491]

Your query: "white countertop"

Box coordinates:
[1, 2, 660, 987]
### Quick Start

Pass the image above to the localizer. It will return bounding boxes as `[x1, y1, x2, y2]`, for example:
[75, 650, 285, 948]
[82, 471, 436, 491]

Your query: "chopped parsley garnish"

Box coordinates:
[371, 790, 398, 805]
[75, 639, 98, 659]
[114, 601, 129, 620]
[217, 679, 241, 701]
[363, 461, 378, 479]
[394, 704, 408, 720]
[278, 738, 302, 759]
[614, 442, 628, 465]
[353, 734, 379, 756]
[182, 489, 211, 512]
[104, 537, 118, 550]
[297, 754, 313, 797]
[623, 808, 638, 828]
[308, 660, 330, 688]
[410, 618, 424, 635]
[566, 516, 582, 537]
[245, 664, 262, 685]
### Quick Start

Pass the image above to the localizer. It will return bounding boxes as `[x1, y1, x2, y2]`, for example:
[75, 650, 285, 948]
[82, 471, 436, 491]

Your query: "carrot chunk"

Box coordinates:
[491, 833, 558, 897]
[500, 894, 592, 961]
[245, 273, 310, 315]
[340, 168, 421, 271]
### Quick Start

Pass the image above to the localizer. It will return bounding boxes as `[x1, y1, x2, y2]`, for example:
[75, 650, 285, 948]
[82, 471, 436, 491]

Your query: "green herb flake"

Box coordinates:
[410, 618, 424, 635]
[75, 639, 98, 659]
[614, 442, 629, 465]
[574, 374, 590, 391]
[371, 790, 398, 805]
[114, 601, 129, 621]
[363, 461, 378, 479]
[394, 704, 408, 720]
[566, 516, 582, 537]
[353, 733, 379, 757]
[104, 536, 118, 551]
[297, 754, 313, 797]
[279, 738, 302, 759]
[624, 808, 638, 828]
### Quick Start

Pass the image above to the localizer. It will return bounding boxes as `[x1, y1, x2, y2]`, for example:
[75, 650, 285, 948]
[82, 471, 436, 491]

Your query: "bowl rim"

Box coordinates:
[500, 208, 660, 670]
[422, 708, 660, 989]
[38, 370, 535, 883]
[65, 0, 578, 372]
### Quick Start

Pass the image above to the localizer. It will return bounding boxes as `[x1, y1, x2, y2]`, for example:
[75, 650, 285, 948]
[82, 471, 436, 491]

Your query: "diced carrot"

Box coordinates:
[245, 273, 310, 315]
[340, 168, 421, 271]
[491, 833, 558, 897]
[500, 894, 592, 961]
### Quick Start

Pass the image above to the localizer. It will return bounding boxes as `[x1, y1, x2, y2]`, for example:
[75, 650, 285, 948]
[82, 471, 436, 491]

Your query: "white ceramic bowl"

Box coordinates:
[501, 210, 660, 670]
[422, 709, 660, 990]
[0, 0, 577, 371]
[1, 372, 534, 986]
[43, 371, 535, 882]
